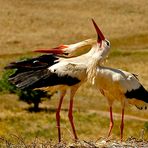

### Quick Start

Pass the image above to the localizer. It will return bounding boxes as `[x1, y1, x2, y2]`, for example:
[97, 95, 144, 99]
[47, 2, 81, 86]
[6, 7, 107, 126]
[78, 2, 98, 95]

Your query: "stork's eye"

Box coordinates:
[105, 40, 110, 46]
[63, 52, 69, 56]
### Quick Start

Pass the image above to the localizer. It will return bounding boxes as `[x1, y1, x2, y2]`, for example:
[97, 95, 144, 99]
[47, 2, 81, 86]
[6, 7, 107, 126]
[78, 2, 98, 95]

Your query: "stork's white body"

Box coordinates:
[95, 66, 147, 108]
[92, 66, 148, 140]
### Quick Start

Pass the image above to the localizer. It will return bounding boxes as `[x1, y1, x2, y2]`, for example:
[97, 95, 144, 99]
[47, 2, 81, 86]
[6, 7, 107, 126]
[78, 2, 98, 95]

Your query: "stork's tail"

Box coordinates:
[125, 85, 148, 110]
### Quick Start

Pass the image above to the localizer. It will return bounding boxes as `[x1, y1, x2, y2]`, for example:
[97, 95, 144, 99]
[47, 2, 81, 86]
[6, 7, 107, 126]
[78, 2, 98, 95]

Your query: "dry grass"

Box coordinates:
[0, 0, 148, 146]
[0, 0, 148, 55]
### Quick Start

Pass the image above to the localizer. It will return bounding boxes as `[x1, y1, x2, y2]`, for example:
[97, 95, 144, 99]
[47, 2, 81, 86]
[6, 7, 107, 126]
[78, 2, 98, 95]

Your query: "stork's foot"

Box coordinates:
[73, 137, 79, 143]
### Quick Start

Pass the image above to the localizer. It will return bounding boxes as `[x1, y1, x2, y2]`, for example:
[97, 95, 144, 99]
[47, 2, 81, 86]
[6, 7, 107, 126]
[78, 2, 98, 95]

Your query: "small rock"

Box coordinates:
[100, 140, 107, 144]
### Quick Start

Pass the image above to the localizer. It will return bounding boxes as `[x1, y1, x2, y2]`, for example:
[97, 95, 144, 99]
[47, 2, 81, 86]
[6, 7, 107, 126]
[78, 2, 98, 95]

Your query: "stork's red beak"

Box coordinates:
[92, 19, 105, 43]
[34, 45, 68, 54]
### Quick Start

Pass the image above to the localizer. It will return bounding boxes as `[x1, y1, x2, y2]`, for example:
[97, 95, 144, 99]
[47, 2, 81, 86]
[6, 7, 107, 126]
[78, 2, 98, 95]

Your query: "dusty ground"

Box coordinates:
[0, 137, 148, 147]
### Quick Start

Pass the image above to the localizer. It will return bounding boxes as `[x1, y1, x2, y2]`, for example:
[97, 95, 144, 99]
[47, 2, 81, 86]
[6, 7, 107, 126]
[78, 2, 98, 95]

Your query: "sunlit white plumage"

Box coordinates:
[95, 66, 148, 107]
[94, 66, 148, 141]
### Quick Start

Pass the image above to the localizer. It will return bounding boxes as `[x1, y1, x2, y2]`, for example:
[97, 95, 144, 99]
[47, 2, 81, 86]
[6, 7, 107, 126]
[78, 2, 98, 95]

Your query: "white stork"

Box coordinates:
[37, 48, 148, 142]
[34, 25, 148, 142]
[5, 19, 110, 142]
[94, 66, 148, 141]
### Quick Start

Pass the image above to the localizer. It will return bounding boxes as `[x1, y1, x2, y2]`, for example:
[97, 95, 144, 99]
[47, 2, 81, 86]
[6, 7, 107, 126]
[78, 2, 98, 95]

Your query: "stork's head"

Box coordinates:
[34, 39, 96, 58]
[91, 19, 110, 59]
[87, 19, 111, 85]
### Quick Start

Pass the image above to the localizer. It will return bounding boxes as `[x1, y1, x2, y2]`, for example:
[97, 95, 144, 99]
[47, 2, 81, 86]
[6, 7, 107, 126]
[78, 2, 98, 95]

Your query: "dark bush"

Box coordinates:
[18, 89, 52, 111]
[0, 69, 52, 111]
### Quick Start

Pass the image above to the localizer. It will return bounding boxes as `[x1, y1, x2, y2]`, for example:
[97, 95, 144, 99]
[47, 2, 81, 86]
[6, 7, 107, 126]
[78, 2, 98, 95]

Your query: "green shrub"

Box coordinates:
[144, 122, 148, 132]
[0, 69, 52, 111]
[0, 69, 17, 93]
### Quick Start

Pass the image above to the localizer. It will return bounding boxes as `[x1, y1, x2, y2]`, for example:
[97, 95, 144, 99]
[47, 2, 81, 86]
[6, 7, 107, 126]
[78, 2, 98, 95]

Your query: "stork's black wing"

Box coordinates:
[5, 54, 59, 70]
[9, 68, 80, 90]
[5, 54, 59, 78]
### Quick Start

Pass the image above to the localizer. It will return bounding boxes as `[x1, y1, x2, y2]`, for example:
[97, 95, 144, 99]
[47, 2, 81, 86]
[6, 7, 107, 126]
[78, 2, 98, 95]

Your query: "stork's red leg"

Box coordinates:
[68, 88, 78, 141]
[68, 98, 78, 140]
[120, 108, 124, 142]
[108, 106, 114, 137]
[56, 90, 66, 142]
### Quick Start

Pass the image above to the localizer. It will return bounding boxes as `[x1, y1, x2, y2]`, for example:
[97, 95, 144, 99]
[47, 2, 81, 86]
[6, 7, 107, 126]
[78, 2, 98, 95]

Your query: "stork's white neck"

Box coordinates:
[86, 40, 110, 84]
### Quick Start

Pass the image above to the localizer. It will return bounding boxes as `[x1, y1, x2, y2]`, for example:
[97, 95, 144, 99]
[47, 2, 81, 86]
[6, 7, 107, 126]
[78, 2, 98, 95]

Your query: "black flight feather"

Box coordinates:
[9, 68, 80, 90]
[125, 85, 148, 103]
[5, 54, 59, 78]
[6, 54, 80, 90]
[5, 54, 59, 70]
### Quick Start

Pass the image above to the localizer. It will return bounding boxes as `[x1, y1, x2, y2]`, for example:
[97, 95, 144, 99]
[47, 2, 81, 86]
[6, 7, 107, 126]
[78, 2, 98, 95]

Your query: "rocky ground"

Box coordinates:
[0, 137, 148, 148]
